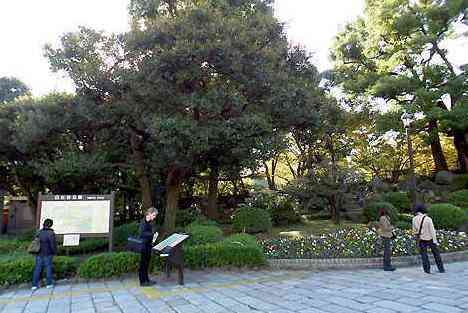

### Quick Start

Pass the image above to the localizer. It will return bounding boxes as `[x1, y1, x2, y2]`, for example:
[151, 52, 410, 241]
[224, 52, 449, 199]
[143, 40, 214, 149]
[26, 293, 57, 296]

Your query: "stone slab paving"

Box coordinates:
[1, 261, 468, 313]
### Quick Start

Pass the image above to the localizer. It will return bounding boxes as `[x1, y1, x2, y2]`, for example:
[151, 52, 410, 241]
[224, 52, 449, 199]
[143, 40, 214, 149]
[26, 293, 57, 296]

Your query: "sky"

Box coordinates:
[0, 0, 464, 96]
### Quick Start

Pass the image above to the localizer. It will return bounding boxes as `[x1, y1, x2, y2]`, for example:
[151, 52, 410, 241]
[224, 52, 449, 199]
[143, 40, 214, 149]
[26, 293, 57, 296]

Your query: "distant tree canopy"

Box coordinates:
[331, 0, 468, 173]
[0, 77, 30, 103]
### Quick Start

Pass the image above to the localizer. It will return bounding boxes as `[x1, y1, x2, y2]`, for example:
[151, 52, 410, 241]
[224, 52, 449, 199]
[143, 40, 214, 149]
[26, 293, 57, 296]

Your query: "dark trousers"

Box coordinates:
[383, 238, 392, 269]
[33, 255, 53, 287]
[139, 246, 152, 284]
[419, 240, 445, 273]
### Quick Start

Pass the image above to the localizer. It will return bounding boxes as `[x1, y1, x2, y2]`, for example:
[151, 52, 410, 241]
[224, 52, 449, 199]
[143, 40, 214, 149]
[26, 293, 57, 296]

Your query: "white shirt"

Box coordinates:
[412, 213, 438, 244]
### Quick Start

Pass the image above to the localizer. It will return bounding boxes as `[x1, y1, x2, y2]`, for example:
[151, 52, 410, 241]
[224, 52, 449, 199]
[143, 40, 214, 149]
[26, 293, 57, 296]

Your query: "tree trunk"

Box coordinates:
[130, 132, 153, 209]
[163, 168, 183, 236]
[206, 164, 219, 220]
[263, 160, 277, 190]
[428, 119, 448, 172]
[454, 129, 468, 173]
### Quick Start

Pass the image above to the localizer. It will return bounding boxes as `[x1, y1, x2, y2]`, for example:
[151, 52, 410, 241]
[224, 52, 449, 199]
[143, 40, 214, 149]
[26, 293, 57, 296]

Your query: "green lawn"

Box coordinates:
[257, 219, 365, 240]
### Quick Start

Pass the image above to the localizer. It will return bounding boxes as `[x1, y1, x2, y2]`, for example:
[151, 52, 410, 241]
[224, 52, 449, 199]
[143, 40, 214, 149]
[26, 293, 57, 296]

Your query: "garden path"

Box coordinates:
[1, 261, 468, 313]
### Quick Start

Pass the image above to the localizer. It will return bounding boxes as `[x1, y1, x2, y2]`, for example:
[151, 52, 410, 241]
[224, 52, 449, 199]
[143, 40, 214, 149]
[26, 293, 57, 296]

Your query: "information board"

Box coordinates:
[38, 194, 114, 237]
[153, 233, 189, 252]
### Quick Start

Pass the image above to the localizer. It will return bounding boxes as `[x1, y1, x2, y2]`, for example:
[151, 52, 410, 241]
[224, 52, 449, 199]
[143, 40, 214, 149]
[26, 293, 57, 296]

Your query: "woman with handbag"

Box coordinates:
[31, 218, 57, 290]
[378, 208, 396, 271]
[138, 207, 158, 286]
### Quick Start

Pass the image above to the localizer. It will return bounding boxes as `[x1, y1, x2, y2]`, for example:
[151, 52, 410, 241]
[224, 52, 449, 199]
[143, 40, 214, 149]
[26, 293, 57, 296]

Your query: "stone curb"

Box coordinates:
[267, 249, 468, 270]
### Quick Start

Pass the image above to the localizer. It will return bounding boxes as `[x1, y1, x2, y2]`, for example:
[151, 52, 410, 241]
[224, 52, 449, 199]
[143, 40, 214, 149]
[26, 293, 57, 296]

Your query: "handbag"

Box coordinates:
[127, 236, 144, 253]
[27, 232, 41, 254]
[415, 216, 426, 246]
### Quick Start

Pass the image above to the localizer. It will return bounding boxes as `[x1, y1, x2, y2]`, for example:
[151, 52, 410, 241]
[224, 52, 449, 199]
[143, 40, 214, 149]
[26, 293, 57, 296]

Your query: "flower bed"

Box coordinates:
[260, 227, 467, 259]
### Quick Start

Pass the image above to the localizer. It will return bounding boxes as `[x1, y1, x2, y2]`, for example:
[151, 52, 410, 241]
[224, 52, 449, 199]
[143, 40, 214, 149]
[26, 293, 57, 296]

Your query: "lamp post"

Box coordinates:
[401, 112, 417, 211]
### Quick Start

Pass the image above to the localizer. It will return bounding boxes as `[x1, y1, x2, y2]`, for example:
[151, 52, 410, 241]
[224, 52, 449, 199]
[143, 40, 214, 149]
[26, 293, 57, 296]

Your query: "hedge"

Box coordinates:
[58, 238, 108, 255]
[363, 202, 399, 223]
[379, 192, 411, 213]
[222, 233, 258, 247]
[78, 252, 141, 279]
[184, 242, 266, 269]
[428, 203, 467, 230]
[232, 207, 272, 233]
[0, 255, 77, 286]
[448, 190, 468, 209]
[0, 239, 28, 254]
[113, 222, 140, 248]
[185, 223, 223, 246]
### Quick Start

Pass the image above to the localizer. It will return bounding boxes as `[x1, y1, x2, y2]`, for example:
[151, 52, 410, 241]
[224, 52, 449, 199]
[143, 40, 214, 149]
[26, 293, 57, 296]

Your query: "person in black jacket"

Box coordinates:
[139, 207, 158, 286]
[32, 219, 57, 290]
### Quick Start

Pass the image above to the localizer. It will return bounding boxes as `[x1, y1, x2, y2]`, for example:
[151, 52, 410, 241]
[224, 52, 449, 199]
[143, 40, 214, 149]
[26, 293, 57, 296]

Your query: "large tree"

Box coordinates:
[332, 0, 467, 172]
[45, 0, 320, 234]
[0, 77, 30, 103]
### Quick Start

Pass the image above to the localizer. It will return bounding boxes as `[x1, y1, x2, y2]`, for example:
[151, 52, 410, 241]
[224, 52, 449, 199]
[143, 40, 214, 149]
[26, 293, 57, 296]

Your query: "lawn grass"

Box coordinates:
[257, 219, 365, 240]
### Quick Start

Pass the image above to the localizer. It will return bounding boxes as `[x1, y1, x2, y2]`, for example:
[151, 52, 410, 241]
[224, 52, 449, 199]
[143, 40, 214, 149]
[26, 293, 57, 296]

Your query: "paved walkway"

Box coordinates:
[1, 262, 468, 313]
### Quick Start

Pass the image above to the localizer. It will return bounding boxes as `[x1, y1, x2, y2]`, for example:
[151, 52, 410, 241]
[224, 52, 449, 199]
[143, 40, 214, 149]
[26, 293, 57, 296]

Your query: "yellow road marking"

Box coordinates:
[0, 272, 309, 304]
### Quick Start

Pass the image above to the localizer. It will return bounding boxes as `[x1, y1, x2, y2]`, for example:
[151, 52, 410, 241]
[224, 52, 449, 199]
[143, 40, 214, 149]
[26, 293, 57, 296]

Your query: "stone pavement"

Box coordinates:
[1, 262, 468, 313]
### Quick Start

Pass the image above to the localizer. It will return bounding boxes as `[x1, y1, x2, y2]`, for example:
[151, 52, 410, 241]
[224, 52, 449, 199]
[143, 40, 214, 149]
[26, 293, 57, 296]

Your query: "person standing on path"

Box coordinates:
[378, 207, 396, 271]
[138, 207, 158, 286]
[32, 218, 57, 290]
[412, 204, 445, 274]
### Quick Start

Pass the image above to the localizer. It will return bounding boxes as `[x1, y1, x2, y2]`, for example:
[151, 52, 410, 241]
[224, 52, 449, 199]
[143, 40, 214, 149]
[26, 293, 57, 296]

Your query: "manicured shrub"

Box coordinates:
[185, 223, 223, 246]
[113, 222, 139, 247]
[222, 233, 258, 247]
[232, 207, 272, 234]
[448, 190, 468, 209]
[452, 174, 468, 190]
[394, 220, 412, 230]
[380, 192, 411, 213]
[0, 255, 77, 286]
[363, 202, 399, 223]
[269, 197, 301, 226]
[0, 239, 28, 254]
[184, 242, 265, 269]
[428, 203, 467, 230]
[58, 239, 108, 255]
[78, 252, 140, 279]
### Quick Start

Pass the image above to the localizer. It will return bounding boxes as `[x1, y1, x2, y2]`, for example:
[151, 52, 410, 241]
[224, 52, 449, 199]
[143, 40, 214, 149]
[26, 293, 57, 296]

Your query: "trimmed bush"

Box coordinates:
[232, 207, 272, 234]
[185, 223, 223, 246]
[222, 233, 258, 247]
[78, 252, 140, 279]
[452, 174, 468, 190]
[269, 197, 301, 226]
[448, 190, 468, 209]
[363, 202, 399, 223]
[0, 239, 28, 254]
[58, 239, 108, 255]
[380, 192, 411, 213]
[428, 203, 467, 230]
[113, 222, 139, 247]
[0, 255, 77, 286]
[184, 242, 265, 269]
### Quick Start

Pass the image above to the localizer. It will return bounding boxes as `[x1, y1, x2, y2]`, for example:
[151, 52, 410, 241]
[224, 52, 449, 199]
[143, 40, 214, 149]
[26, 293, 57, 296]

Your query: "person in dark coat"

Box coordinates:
[32, 218, 57, 290]
[139, 207, 158, 286]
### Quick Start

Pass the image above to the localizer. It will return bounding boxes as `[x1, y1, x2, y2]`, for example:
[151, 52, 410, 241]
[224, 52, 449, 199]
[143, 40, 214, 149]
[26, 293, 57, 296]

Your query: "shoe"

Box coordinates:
[140, 280, 157, 287]
[439, 270, 446, 273]
[384, 267, 396, 271]
[424, 271, 432, 274]
[46, 285, 54, 289]
[31, 286, 38, 291]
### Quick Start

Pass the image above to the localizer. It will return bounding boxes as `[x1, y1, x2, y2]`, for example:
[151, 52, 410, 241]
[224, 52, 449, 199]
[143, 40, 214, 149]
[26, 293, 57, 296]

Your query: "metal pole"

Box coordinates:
[406, 127, 417, 210]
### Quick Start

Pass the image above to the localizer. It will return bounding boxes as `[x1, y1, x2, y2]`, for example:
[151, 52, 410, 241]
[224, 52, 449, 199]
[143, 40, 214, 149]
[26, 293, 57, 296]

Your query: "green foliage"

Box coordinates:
[176, 207, 200, 227]
[78, 252, 140, 279]
[113, 222, 140, 247]
[0, 256, 77, 286]
[452, 174, 468, 190]
[185, 223, 223, 246]
[222, 233, 258, 247]
[428, 203, 468, 230]
[232, 207, 272, 233]
[58, 239, 108, 255]
[363, 202, 399, 223]
[242, 191, 300, 226]
[379, 192, 411, 213]
[448, 190, 468, 208]
[0, 76, 30, 103]
[0, 239, 28, 254]
[184, 242, 265, 269]
[394, 220, 412, 230]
